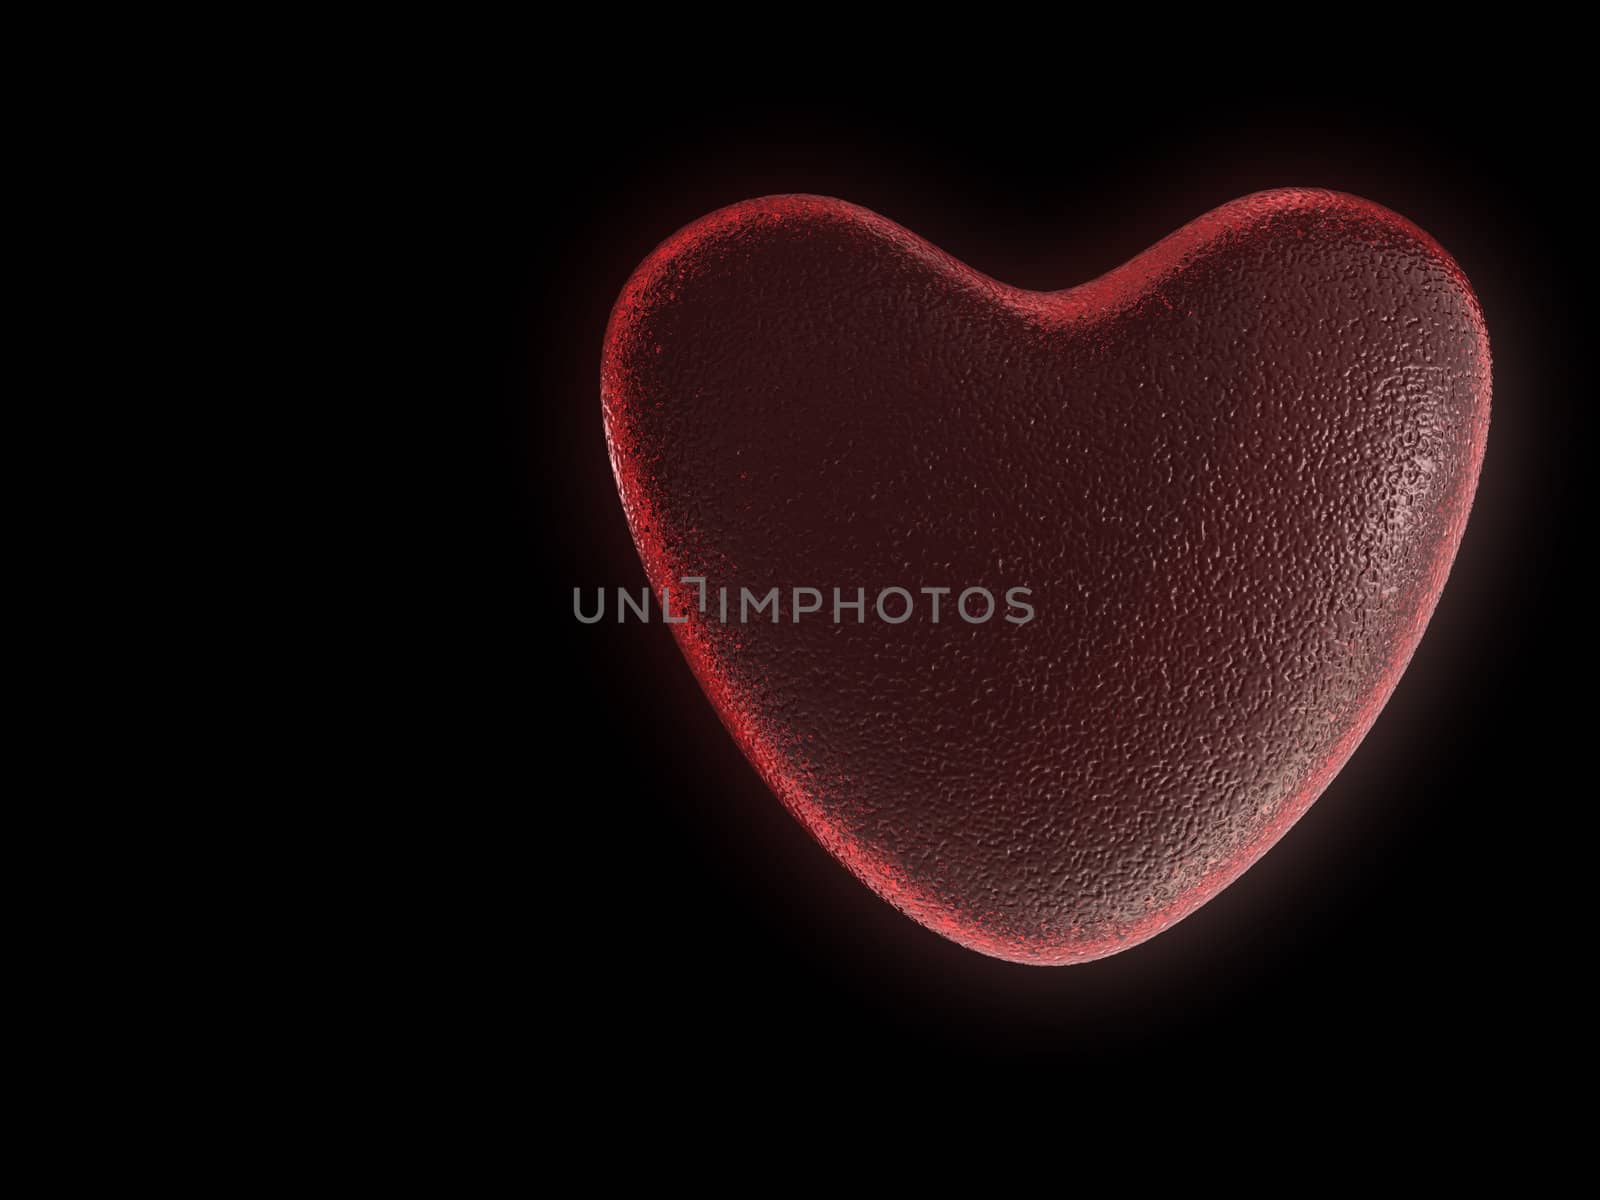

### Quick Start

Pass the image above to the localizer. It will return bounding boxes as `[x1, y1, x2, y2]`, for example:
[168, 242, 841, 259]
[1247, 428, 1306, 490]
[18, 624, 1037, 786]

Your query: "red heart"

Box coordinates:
[601, 190, 1489, 965]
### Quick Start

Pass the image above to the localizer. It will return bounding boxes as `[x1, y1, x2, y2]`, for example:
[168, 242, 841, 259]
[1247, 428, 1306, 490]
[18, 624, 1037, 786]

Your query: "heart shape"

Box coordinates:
[601, 189, 1490, 965]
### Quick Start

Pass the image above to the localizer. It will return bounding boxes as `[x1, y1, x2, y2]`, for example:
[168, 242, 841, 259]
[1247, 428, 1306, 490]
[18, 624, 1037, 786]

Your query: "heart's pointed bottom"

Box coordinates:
[602, 189, 1490, 964]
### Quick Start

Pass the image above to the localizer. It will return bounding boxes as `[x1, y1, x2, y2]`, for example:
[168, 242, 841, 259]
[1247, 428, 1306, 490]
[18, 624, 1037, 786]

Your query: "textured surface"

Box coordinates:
[601, 190, 1490, 964]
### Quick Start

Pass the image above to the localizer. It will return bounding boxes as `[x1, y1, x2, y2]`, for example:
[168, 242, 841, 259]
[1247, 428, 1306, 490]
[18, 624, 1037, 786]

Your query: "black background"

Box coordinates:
[448, 80, 1583, 1081]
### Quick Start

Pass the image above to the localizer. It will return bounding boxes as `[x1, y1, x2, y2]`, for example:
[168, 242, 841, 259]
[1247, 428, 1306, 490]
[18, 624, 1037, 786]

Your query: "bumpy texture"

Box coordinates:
[601, 190, 1490, 964]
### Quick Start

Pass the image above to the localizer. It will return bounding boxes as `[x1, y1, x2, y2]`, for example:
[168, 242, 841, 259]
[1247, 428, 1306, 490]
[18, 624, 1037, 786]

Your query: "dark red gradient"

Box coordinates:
[601, 190, 1490, 965]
